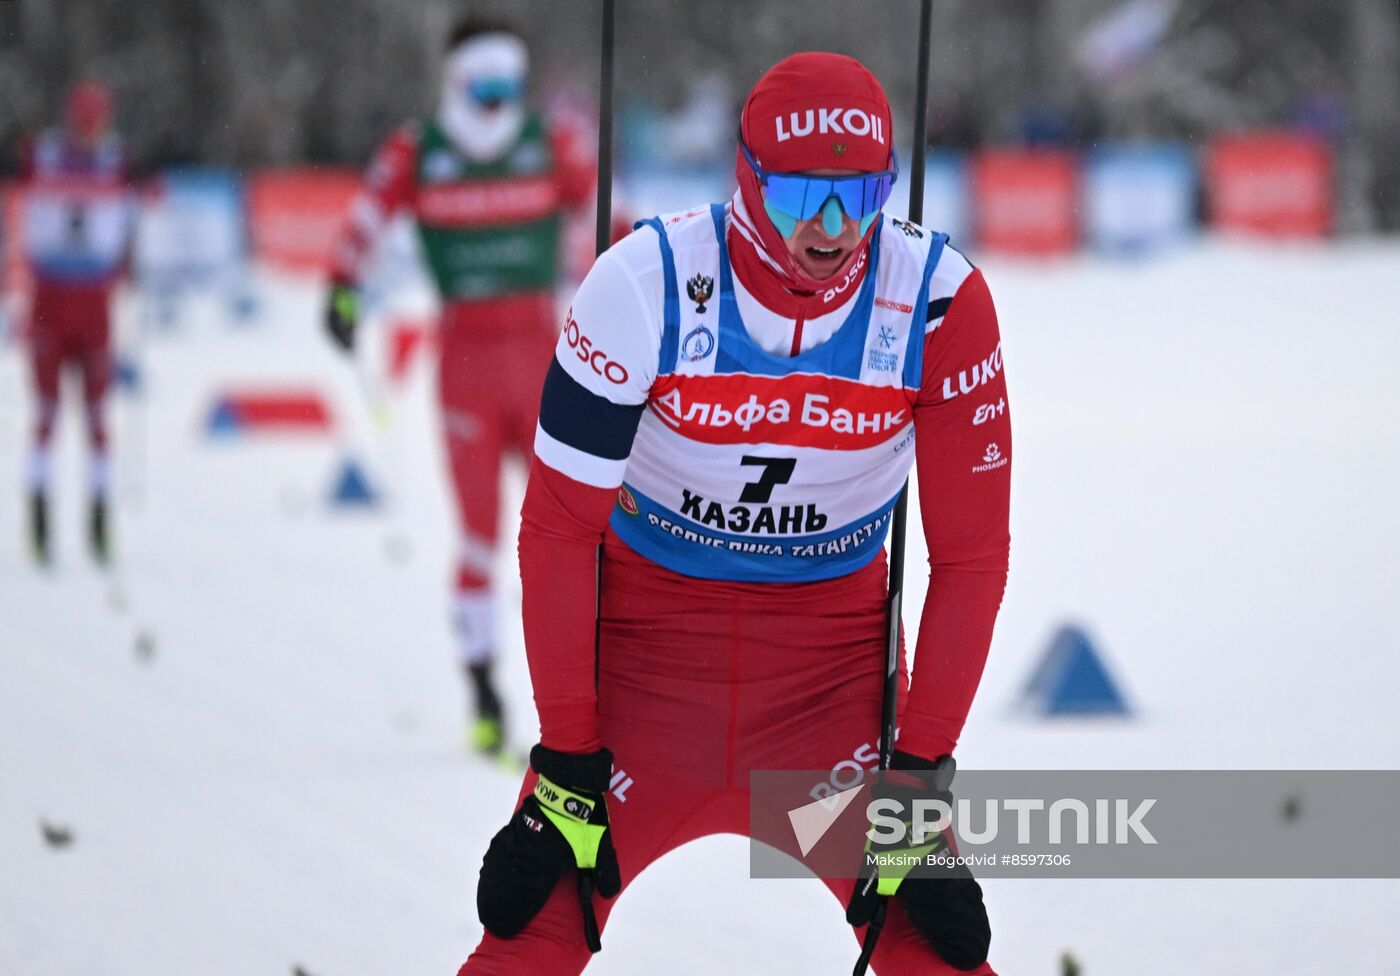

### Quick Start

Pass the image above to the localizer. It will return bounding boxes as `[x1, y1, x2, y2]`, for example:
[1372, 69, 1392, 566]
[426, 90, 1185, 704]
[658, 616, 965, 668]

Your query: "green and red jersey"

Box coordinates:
[330, 114, 595, 302]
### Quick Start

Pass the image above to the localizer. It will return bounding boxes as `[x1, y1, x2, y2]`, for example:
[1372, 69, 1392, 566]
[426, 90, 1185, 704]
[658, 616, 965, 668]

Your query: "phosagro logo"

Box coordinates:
[972, 441, 1008, 474]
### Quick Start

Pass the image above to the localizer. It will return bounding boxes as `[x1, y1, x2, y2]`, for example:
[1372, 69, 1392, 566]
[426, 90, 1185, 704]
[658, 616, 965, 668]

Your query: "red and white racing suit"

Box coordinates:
[460, 192, 1012, 974]
[19, 131, 133, 496]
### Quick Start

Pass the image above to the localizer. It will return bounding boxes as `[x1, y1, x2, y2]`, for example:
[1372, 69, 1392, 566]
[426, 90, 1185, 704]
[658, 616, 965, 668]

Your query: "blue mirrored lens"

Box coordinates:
[743, 144, 897, 223]
[468, 77, 523, 104]
[762, 171, 894, 221]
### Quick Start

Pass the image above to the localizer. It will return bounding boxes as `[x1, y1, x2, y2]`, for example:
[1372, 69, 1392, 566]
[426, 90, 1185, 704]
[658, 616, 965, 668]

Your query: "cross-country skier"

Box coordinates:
[464, 52, 1011, 974]
[17, 80, 135, 566]
[325, 17, 605, 756]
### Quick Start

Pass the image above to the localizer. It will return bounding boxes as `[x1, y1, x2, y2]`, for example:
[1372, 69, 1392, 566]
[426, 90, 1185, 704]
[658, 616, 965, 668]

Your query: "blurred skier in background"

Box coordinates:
[324, 17, 602, 757]
[17, 80, 135, 566]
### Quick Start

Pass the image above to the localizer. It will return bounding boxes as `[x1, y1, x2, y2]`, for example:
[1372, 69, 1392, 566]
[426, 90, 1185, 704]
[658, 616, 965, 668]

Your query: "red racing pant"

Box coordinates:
[438, 292, 558, 664]
[27, 278, 114, 493]
[461, 532, 997, 975]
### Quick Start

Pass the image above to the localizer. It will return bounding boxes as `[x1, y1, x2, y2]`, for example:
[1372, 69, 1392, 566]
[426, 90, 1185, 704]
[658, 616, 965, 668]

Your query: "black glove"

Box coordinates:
[846, 751, 991, 971]
[324, 282, 359, 353]
[478, 745, 621, 952]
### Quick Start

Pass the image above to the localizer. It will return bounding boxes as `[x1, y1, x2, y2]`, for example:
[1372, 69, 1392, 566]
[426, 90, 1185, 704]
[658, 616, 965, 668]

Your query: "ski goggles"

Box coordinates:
[467, 76, 524, 107]
[740, 140, 898, 222]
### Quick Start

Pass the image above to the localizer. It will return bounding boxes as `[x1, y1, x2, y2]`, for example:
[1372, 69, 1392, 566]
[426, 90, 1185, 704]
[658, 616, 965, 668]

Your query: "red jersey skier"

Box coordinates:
[465, 54, 1010, 974]
[325, 18, 600, 755]
[18, 80, 135, 566]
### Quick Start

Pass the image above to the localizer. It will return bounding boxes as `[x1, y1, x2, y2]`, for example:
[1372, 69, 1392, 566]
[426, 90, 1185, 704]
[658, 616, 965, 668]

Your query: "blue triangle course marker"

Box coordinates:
[329, 457, 379, 508]
[1021, 624, 1131, 717]
[114, 355, 142, 394]
[204, 398, 243, 437]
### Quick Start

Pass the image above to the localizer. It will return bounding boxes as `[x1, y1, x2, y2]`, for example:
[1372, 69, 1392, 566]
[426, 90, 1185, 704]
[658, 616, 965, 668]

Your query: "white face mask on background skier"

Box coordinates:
[438, 32, 529, 162]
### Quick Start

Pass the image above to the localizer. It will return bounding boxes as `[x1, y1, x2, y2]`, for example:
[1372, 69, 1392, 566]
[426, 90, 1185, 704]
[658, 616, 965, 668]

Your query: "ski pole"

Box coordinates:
[580, 0, 616, 955]
[855, 1, 933, 972]
[594, 0, 616, 261]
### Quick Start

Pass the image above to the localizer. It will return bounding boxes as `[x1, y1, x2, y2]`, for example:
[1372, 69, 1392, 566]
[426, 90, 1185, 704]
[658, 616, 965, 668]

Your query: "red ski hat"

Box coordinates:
[732, 53, 893, 297]
[740, 53, 893, 174]
[67, 80, 113, 140]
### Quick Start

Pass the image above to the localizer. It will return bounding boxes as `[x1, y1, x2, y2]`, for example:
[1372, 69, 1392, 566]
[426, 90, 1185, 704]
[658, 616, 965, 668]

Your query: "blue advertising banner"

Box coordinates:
[1084, 144, 1196, 255]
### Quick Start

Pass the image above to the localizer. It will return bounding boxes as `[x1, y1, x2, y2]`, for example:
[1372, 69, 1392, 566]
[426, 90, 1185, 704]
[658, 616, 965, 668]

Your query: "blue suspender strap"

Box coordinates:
[709, 203, 735, 296]
[709, 203, 727, 250]
[637, 217, 681, 376]
[902, 231, 950, 390]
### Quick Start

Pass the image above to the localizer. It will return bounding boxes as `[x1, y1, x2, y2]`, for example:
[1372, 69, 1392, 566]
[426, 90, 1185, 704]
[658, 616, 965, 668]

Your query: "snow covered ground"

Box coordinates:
[3, 238, 1399, 975]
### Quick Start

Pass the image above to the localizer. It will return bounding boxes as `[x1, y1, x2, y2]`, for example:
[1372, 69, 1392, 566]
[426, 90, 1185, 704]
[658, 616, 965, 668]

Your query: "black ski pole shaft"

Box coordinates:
[595, 0, 616, 258]
[882, 0, 935, 771]
[591, 0, 616, 678]
[590, 0, 617, 706]
[578, 870, 602, 952]
[906, 0, 933, 228]
[881, 0, 933, 788]
[856, 2, 932, 972]
[583, 0, 617, 957]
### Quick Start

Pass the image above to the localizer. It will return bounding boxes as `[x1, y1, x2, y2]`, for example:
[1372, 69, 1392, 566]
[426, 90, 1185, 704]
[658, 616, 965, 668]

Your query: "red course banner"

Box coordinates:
[972, 150, 1078, 255]
[1205, 132, 1332, 238]
[246, 168, 359, 274]
[205, 389, 335, 436]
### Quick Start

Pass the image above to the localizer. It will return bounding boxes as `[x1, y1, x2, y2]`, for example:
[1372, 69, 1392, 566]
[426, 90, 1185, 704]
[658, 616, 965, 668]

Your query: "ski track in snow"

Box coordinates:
[2, 241, 1399, 974]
